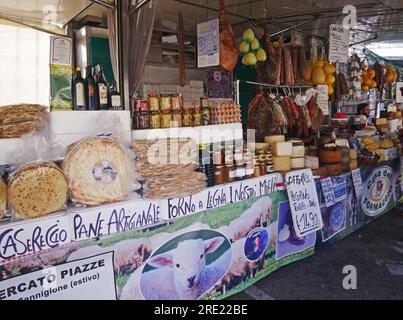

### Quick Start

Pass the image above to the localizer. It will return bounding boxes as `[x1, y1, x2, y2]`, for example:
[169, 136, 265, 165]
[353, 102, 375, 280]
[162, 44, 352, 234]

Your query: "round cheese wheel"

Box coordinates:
[0, 177, 6, 219]
[325, 163, 342, 177]
[63, 137, 135, 206]
[341, 155, 351, 165]
[319, 149, 342, 164]
[8, 162, 67, 219]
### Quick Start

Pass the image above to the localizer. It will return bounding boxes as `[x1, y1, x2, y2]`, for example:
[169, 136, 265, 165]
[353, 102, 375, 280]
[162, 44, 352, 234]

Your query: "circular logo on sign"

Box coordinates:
[361, 166, 393, 217]
[329, 203, 345, 231]
[244, 228, 269, 262]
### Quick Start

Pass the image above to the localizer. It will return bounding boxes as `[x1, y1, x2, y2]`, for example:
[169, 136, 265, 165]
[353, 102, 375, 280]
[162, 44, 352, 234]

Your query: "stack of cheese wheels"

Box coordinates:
[0, 177, 6, 219]
[63, 137, 134, 206]
[8, 162, 68, 219]
[318, 147, 342, 176]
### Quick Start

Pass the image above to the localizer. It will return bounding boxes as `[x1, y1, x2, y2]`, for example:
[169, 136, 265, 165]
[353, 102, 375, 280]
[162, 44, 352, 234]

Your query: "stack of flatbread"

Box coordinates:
[132, 138, 207, 199]
[0, 104, 48, 138]
[8, 162, 68, 220]
[63, 137, 136, 206]
[0, 177, 6, 219]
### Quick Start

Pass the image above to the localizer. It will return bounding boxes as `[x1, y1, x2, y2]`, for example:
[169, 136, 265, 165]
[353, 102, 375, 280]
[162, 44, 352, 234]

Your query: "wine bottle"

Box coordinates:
[97, 65, 109, 110]
[72, 67, 86, 111]
[109, 80, 122, 110]
[85, 65, 98, 110]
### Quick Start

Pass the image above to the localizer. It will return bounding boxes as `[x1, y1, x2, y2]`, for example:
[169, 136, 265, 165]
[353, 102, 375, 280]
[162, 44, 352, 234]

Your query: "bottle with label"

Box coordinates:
[72, 67, 86, 111]
[85, 65, 98, 110]
[96, 65, 109, 110]
[109, 80, 122, 110]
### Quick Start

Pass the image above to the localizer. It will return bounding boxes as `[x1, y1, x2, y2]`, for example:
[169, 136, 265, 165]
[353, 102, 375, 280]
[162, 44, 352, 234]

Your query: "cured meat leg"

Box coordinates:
[219, 0, 238, 72]
[178, 13, 186, 86]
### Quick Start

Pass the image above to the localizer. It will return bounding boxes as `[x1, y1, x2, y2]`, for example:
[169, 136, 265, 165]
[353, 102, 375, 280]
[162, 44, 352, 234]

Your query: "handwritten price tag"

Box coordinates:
[351, 169, 363, 197]
[286, 169, 324, 238]
[321, 177, 336, 207]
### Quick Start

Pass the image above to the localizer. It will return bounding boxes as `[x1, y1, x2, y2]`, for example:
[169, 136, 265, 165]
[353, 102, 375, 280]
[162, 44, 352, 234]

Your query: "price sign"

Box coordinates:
[321, 177, 336, 207]
[351, 169, 363, 197]
[286, 169, 323, 238]
[316, 85, 329, 116]
[329, 24, 350, 64]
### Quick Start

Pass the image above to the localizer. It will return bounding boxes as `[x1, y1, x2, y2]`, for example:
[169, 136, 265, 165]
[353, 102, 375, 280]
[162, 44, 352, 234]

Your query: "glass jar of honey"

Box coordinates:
[150, 112, 161, 129]
[160, 111, 172, 128]
[172, 111, 182, 127]
[214, 165, 225, 185]
[183, 110, 193, 127]
[171, 95, 182, 112]
[147, 94, 160, 112]
[193, 112, 202, 126]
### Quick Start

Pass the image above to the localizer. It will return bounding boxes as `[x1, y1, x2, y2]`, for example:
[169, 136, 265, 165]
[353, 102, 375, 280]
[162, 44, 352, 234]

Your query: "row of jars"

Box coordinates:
[213, 146, 275, 185]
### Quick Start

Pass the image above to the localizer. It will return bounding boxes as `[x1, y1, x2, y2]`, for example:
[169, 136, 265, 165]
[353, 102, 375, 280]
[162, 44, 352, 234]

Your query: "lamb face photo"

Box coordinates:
[139, 230, 232, 300]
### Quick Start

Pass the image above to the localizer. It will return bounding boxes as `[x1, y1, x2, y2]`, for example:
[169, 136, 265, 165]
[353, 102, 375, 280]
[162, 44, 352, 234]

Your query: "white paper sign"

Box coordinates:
[351, 169, 363, 197]
[329, 24, 350, 64]
[316, 85, 330, 116]
[50, 36, 73, 66]
[70, 200, 161, 242]
[197, 19, 220, 68]
[0, 215, 71, 264]
[286, 169, 323, 238]
[0, 252, 116, 300]
[321, 177, 336, 207]
[396, 82, 403, 103]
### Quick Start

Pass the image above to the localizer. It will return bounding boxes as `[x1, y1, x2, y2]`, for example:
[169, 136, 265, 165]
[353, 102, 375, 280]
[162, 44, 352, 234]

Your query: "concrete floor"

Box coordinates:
[229, 207, 403, 300]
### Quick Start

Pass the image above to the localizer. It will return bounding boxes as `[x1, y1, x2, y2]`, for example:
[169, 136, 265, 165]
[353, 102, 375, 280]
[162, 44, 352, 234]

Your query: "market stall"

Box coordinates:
[0, 0, 402, 301]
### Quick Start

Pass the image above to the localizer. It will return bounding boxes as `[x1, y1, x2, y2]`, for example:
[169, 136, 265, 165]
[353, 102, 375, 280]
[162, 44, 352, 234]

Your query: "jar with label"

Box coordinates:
[245, 161, 255, 179]
[136, 99, 148, 112]
[138, 112, 150, 129]
[160, 95, 172, 112]
[160, 111, 172, 128]
[172, 111, 182, 127]
[254, 163, 261, 177]
[171, 95, 182, 112]
[183, 109, 193, 127]
[148, 94, 160, 112]
[150, 112, 161, 129]
[194, 112, 202, 126]
[224, 152, 234, 166]
[224, 164, 236, 183]
[214, 165, 224, 185]
[202, 107, 211, 126]
[260, 159, 268, 176]
[194, 102, 201, 114]
[235, 160, 246, 181]
[200, 96, 209, 109]
[266, 151, 275, 174]
[234, 149, 243, 162]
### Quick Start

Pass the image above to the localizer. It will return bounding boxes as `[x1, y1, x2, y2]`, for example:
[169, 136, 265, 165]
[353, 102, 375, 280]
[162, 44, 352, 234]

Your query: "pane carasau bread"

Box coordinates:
[63, 137, 135, 206]
[8, 162, 68, 219]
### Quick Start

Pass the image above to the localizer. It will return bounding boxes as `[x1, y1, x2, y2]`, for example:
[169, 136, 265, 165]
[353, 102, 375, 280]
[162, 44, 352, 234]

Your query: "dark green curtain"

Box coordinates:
[234, 57, 257, 122]
[89, 37, 115, 84]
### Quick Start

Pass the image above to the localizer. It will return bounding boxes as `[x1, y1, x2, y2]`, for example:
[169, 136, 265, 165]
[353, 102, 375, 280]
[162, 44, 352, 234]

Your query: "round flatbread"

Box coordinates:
[0, 177, 6, 219]
[8, 162, 68, 219]
[63, 137, 134, 206]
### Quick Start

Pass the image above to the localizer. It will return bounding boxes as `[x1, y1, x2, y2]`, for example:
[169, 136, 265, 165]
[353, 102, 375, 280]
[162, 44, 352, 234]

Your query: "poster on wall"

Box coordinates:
[206, 71, 232, 98]
[0, 252, 116, 300]
[50, 36, 73, 66]
[197, 19, 220, 68]
[0, 191, 314, 301]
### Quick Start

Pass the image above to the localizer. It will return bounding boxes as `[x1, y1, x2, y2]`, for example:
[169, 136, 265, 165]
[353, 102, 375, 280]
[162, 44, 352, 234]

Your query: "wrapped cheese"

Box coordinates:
[273, 157, 291, 172]
[292, 145, 305, 158]
[265, 135, 285, 145]
[273, 142, 293, 157]
[304, 156, 319, 170]
[291, 157, 305, 169]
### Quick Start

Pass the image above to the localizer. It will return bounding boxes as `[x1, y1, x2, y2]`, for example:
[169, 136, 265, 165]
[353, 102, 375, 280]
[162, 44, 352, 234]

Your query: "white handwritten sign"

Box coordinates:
[286, 169, 323, 238]
[0, 214, 71, 264]
[329, 24, 350, 64]
[50, 36, 73, 66]
[351, 169, 363, 197]
[316, 85, 330, 116]
[0, 252, 116, 300]
[71, 200, 161, 242]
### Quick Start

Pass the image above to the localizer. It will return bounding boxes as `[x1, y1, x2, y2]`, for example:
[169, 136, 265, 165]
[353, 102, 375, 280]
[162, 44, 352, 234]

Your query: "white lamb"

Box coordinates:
[120, 236, 232, 300]
[250, 197, 273, 226]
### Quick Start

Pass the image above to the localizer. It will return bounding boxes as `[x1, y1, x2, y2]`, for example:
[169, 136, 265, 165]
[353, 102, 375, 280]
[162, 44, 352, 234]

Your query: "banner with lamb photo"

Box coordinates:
[0, 190, 315, 300]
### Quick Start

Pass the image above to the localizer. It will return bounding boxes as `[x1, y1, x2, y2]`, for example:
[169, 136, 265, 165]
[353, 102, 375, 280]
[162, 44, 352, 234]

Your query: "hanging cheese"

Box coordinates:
[292, 145, 305, 158]
[265, 135, 286, 145]
[291, 158, 305, 169]
[304, 156, 320, 170]
[273, 157, 292, 172]
[349, 149, 358, 160]
[273, 142, 293, 157]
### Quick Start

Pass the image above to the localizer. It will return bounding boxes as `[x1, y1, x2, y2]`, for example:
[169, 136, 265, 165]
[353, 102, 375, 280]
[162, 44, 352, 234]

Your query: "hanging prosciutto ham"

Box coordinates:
[219, 0, 238, 72]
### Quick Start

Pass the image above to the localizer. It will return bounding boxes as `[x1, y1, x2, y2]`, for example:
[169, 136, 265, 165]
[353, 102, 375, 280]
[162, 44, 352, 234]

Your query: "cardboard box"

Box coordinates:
[177, 85, 191, 95]
[160, 84, 177, 95]
[189, 80, 204, 88]
[139, 84, 160, 97]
